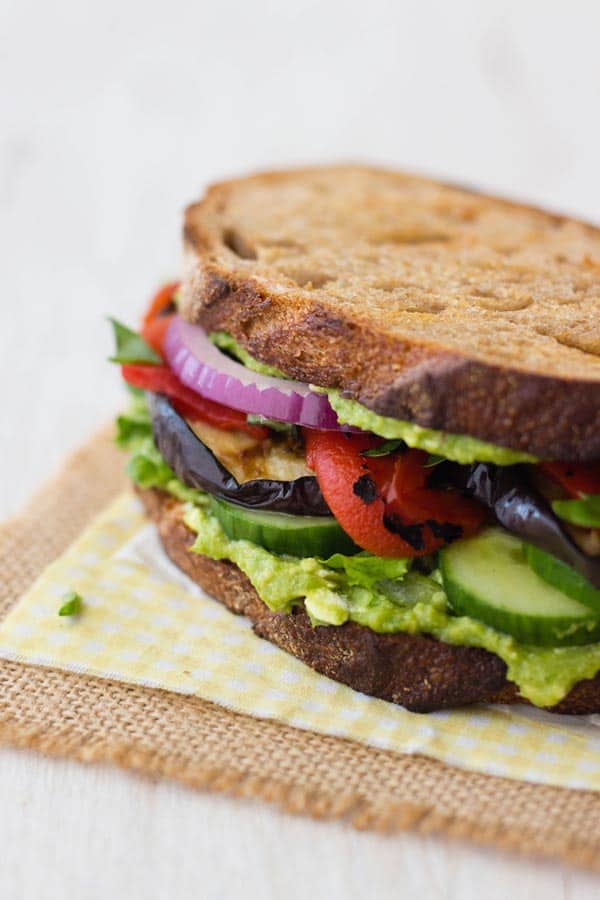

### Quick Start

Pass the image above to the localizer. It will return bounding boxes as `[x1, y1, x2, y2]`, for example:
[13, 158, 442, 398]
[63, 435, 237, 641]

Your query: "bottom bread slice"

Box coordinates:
[138, 486, 600, 714]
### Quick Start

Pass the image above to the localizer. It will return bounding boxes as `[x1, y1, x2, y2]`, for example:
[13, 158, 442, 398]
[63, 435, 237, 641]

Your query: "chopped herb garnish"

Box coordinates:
[361, 439, 406, 458]
[423, 453, 446, 468]
[246, 414, 296, 435]
[108, 318, 161, 365]
[58, 591, 83, 617]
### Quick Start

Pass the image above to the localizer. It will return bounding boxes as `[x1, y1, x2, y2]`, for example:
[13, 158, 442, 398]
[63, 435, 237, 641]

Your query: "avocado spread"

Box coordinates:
[210, 331, 286, 378]
[325, 391, 537, 466]
[209, 331, 536, 466]
[182, 503, 600, 708]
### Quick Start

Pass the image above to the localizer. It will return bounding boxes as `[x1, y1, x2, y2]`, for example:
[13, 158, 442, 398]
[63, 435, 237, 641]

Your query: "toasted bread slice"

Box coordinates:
[180, 166, 600, 460]
[139, 486, 600, 714]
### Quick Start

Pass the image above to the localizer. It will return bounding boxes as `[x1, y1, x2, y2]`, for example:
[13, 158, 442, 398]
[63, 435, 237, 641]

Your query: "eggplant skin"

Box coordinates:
[446, 462, 600, 589]
[149, 393, 331, 516]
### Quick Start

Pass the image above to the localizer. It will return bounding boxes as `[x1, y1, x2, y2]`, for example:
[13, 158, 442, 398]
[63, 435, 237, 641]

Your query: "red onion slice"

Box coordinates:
[164, 316, 342, 429]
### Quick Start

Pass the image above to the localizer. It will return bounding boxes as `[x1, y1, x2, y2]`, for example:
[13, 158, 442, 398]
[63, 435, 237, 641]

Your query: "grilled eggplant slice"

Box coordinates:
[149, 393, 330, 515]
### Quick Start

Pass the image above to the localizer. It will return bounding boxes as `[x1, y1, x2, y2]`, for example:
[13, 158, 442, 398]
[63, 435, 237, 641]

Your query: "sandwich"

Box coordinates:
[109, 165, 600, 713]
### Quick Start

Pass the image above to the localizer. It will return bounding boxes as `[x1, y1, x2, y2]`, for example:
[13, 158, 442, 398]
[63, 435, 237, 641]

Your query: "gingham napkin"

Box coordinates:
[2, 492, 600, 791]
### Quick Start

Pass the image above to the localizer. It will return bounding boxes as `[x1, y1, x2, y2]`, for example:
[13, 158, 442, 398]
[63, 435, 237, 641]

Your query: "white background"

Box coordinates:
[2, 0, 600, 896]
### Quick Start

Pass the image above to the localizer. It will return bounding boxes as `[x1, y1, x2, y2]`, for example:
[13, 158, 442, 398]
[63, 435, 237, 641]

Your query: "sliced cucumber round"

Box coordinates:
[524, 544, 600, 614]
[439, 527, 600, 646]
[211, 497, 358, 558]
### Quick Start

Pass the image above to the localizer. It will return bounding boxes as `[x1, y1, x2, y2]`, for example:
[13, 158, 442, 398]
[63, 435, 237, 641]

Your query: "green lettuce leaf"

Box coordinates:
[126, 441, 172, 489]
[116, 395, 206, 505]
[320, 551, 410, 589]
[115, 391, 153, 449]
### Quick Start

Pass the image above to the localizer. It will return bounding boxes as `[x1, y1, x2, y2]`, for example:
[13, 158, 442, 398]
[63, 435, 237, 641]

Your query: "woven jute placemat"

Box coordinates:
[2, 427, 600, 871]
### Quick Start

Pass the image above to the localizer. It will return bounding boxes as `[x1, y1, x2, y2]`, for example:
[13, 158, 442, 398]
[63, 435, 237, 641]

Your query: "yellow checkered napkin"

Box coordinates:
[2, 492, 600, 792]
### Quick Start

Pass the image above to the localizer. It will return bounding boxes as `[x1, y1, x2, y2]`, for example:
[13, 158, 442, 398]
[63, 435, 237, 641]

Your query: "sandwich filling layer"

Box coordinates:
[110, 283, 600, 708]
[116, 394, 600, 708]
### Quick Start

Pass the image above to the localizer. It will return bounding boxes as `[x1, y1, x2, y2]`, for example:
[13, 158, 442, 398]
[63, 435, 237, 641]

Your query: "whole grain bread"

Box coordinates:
[139, 486, 600, 714]
[180, 166, 600, 460]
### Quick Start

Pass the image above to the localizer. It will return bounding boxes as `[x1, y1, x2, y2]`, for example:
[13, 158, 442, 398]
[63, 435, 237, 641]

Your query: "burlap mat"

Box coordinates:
[2, 427, 600, 872]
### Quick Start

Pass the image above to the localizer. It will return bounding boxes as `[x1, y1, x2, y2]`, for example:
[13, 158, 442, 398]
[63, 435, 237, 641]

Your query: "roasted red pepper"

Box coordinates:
[305, 431, 486, 557]
[539, 462, 600, 499]
[140, 281, 180, 358]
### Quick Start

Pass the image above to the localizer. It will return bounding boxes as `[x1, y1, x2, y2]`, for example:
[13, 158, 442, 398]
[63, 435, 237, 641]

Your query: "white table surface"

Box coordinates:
[2, 1, 600, 896]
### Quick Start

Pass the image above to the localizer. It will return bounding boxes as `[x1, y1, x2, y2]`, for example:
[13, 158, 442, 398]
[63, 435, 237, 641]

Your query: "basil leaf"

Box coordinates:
[246, 414, 296, 435]
[424, 453, 446, 468]
[361, 439, 406, 458]
[59, 591, 83, 617]
[552, 495, 600, 528]
[108, 318, 161, 365]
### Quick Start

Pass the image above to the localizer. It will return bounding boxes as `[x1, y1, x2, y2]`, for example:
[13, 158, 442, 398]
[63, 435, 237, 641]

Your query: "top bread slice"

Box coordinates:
[179, 166, 600, 460]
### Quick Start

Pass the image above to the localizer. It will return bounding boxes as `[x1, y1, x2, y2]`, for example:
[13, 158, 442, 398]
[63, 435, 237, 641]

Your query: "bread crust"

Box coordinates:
[179, 166, 600, 460]
[138, 486, 600, 714]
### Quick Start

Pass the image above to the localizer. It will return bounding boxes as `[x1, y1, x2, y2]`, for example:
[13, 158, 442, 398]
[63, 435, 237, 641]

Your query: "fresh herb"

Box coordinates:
[360, 439, 406, 458]
[552, 495, 600, 528]
[108, 318, 161, 365]
[361, 443, 444, 465]
[246, 414, 296, 435]
[59, 591, 83, 617]
[423, 453, 446, 468]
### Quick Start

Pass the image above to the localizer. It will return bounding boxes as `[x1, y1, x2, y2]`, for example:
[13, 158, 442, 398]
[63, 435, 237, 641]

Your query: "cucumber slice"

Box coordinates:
[211, 498, 358, 558]
[439, 528, 600, 646]
[524, 544, 600, 613]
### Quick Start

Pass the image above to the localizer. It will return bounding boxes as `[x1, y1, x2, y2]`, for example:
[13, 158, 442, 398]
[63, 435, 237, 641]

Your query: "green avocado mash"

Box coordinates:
[183, 502, 600, 708]
[209, 331, 536, 466]
[116, 395, 600, 708]
[325, 391, 537, 466]
[210, 331, 286, 378]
